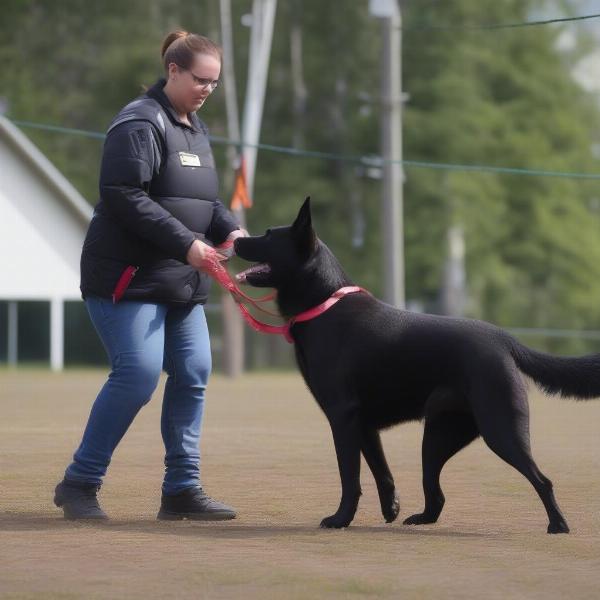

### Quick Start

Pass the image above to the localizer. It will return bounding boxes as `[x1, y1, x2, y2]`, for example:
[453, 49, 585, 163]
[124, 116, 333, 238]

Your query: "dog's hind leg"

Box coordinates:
[471, 366, 569, 534]
[404, 411, 479, 526]
[361, 427, 399, 523]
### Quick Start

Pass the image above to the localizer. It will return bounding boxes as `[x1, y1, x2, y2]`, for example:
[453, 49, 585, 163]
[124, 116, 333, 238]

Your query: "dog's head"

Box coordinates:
[235, 197, 317, 288]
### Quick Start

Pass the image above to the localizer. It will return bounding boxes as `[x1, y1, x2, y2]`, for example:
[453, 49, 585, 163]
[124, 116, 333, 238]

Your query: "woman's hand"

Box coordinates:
[186, 230, 249, 270]
[226, 228, 249, 242]
[186, 240, 225, 270]
[216, 229, 250, 260]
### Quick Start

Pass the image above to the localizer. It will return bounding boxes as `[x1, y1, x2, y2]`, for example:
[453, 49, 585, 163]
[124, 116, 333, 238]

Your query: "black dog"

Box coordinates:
[234, 198, 600, 533]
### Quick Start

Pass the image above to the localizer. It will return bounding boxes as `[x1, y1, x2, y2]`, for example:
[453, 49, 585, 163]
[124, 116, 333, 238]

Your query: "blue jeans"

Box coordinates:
[64, 296, 212, 495]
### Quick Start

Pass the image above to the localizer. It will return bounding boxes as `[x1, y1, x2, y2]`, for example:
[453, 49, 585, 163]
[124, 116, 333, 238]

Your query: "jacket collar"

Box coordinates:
[146, 78, 203, 133]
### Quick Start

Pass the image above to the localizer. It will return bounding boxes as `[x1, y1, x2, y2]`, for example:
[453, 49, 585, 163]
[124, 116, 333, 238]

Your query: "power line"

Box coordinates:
[402, 13, 600, 32]
[10, 118, 600, 180]
[402, 159, 600, 180]
[10, 120, 106, 140]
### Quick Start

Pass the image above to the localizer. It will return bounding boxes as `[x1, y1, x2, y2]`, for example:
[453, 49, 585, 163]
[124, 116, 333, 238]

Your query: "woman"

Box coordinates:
[54, 30, 245, 520]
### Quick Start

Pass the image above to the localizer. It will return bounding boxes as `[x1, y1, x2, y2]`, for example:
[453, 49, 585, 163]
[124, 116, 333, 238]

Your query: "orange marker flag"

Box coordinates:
[230, 156, 253, 210]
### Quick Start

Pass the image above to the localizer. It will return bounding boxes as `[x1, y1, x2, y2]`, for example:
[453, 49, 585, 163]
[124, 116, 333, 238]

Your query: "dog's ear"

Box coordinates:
[292, 196, 312, 232]
[292, 196, 316, 259]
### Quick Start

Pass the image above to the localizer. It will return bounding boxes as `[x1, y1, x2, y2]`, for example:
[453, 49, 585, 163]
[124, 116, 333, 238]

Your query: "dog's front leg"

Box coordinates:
[320, 409, 362, 529]
[361, 427, 400, 523]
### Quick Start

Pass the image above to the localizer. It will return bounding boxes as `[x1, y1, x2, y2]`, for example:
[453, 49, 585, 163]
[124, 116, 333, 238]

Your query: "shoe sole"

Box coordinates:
[156, 510, 236, 521]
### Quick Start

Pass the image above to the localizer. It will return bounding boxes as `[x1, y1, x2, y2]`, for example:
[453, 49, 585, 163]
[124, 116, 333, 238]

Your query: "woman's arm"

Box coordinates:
[98, 122, 196, 263]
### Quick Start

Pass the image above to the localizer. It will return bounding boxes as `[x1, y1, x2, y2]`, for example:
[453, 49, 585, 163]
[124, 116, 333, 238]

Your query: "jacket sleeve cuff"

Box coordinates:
[206, 201, 240, 245]
[177, 231, 198, 264]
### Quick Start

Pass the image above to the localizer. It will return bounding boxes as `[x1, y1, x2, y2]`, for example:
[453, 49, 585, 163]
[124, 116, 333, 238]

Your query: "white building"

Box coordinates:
[0, 115, 93, 370]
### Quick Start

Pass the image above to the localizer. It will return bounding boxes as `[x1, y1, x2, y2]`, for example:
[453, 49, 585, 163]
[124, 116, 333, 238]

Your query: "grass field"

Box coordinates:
[1, 369, 599, 599]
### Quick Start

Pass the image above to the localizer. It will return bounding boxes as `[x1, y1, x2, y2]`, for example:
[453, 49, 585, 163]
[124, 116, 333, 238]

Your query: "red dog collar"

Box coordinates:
[283, 286, 367, 342]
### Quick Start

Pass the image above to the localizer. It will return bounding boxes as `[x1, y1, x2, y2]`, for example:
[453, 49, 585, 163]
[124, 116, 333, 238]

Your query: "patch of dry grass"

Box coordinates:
[1, 369, 599, 599]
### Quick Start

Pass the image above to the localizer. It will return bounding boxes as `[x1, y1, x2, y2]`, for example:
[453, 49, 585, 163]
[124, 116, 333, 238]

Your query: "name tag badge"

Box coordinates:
[179, 152, 201, 167]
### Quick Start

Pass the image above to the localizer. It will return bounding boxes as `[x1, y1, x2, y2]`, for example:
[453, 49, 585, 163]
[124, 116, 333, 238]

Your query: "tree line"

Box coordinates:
[2, 0, 600, 355]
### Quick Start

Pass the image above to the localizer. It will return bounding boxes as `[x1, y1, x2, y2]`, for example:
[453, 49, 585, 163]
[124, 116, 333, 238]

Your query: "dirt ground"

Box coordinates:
[1, 369, 599, 599]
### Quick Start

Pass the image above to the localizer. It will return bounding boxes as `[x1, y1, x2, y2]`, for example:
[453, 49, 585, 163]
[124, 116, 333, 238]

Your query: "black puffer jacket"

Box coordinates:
[80, 79, 239, 305]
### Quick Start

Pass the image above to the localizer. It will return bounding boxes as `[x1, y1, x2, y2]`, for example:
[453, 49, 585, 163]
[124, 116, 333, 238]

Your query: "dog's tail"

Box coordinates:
[507, 335, 600, 399]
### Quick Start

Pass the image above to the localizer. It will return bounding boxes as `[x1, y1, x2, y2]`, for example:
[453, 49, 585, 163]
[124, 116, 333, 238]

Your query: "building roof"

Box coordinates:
[0, 116, 93, 300]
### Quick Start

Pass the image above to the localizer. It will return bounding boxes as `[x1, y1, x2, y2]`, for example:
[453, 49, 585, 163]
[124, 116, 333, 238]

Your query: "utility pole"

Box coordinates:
[218, 0, 277, 376]
[219, 0, 245, 377]
[241, 0, 277, 196]
[440, 225, 466, 316]
[371, 0, 405, 308]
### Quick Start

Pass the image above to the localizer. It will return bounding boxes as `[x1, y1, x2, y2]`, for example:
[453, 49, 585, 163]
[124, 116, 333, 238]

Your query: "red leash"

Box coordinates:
[111, 240, 367, 342]
[205, 241, 368, 343]
[203, 241, 278, 315]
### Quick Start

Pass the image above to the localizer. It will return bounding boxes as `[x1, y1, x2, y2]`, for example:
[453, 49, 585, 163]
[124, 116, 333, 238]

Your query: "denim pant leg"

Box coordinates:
[64, 297, 166, 484]
[161, 304, 212, 495]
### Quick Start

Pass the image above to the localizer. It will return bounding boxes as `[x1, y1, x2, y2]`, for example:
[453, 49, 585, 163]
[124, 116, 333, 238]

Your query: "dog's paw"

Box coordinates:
[403, 512, 438, 525]
[547, 521, 570, 534]
[380, 489, 400, 523]
[319, 513, 352, 529]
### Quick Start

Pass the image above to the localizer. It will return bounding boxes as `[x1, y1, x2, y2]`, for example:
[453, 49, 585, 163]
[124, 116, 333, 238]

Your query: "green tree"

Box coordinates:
[2, 0, 600, 357]
[402, 0, 600, 352]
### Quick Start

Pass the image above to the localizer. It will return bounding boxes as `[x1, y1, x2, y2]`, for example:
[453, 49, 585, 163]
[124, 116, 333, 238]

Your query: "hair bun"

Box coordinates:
[161, 30, 189, 58]
[161, 30, 222, 71]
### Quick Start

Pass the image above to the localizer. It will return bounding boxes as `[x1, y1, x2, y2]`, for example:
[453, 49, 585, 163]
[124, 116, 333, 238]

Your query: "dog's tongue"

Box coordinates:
[235, 263, 269, 283]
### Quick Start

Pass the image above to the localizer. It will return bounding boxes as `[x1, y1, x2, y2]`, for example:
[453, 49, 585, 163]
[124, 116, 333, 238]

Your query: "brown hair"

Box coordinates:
[161, 30, 222, 71]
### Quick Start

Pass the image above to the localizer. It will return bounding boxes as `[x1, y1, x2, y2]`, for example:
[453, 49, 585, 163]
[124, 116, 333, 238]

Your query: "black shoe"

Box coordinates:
[54, 479, 108, 520]
[157, 486, 236, 521]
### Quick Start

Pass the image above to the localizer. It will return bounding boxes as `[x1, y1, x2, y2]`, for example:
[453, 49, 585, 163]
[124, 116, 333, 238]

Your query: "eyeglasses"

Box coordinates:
[184, 68, 219, 91]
